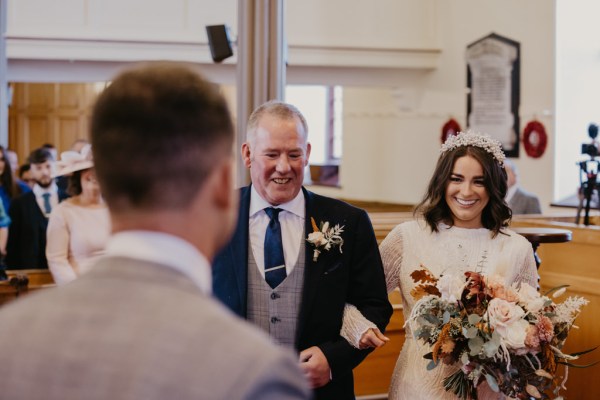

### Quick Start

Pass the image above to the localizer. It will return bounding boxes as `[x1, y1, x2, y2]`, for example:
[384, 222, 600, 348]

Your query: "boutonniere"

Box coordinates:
[306, 217, 344, 262]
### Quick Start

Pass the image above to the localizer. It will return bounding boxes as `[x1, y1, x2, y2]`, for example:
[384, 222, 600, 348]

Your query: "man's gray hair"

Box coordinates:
[245, 100, 308, 146]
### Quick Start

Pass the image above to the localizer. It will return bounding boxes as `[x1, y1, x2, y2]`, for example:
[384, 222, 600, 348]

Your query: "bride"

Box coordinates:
[342, 132, 538, 399]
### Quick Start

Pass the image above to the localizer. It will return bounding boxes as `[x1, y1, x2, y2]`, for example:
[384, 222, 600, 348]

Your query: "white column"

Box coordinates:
[0, 0, 9, 147]
[236, 0, 286, 187]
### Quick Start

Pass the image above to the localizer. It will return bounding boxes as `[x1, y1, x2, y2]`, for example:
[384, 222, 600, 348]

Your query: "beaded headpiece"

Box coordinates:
[440, 131, 506, 166]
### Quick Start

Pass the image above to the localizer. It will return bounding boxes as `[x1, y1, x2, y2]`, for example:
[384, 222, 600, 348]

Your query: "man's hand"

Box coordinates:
[298, 346, 331, 389]
[359, 327, 390, 349]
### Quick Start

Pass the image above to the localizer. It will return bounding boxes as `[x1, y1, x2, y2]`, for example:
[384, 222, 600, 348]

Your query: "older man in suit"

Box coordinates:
[0, 64, 310, 400]
[505, 160, 542, 214]
[213, 100, 392, 400]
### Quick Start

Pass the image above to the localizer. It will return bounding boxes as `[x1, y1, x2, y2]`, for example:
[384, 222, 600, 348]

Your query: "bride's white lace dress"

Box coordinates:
[342, 220, 538, 400]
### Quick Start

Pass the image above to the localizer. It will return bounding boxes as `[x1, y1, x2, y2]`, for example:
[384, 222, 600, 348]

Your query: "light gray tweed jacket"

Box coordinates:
[0, 257, 311, 400]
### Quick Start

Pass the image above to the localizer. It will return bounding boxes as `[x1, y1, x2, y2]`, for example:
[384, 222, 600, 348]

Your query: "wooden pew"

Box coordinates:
[0, 275, 29, 306]
[0, 269, 55, 307]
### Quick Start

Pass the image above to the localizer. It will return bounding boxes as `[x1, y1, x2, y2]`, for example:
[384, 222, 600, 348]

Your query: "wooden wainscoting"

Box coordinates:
[511, 218, 600, 400]
[354, 291, 404, 398]
[8, 82, 97, 163]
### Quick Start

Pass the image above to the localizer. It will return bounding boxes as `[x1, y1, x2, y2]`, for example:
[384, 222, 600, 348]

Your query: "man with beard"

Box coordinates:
[6, 148, 68, 269]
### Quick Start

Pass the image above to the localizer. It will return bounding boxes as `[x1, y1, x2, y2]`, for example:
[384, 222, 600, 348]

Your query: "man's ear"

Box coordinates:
[304, 142, 312, 166]
[212, 157, 235, 211]
[241, 143, 252, 169]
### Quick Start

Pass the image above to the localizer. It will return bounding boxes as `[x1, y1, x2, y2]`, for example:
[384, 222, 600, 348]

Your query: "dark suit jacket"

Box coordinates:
[213, 186, 392, 399]
[6, 190, 68, 270]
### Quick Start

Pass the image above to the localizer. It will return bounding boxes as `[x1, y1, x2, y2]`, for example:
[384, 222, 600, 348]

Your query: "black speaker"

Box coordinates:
[206, 25, 233, 63]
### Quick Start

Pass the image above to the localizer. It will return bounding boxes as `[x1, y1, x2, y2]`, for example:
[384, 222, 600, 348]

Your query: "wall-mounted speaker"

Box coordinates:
[206, 25, 233, 63]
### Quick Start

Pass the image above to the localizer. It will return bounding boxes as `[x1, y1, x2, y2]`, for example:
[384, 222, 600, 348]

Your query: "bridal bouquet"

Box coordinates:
[407, 267, 595, 400]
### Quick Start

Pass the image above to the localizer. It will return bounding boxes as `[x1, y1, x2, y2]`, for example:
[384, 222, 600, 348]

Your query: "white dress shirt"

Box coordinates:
[249, 186, 305, 278]
[33, 182, 59, 217]
[104, 230, 212, 294]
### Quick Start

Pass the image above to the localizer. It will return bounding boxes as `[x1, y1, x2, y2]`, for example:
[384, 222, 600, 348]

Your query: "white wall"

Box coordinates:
[555, 0, 600, 203]
[4, 0, 557, 210]
[311, 0, 556, 213]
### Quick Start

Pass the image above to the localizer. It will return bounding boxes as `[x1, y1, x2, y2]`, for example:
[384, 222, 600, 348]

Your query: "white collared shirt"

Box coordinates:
[104, 230, 212, 294]
[33, 182, 59, 217]
[249, 186, 305, 278]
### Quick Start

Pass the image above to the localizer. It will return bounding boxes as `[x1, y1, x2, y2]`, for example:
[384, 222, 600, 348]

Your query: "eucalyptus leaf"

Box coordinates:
[427, 360, 438, 370]
[468, 313, 481, 325]
[485, 374, 499, 392]
[443, 311, 451, 324]
[469, 336, 484, 356]
[464, 327, 478, 339]
[483, 338, 500, 357]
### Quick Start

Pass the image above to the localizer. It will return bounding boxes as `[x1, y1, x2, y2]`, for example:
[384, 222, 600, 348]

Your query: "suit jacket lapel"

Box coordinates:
[232, 186, 251, 317]
[296, 188, 325, 342]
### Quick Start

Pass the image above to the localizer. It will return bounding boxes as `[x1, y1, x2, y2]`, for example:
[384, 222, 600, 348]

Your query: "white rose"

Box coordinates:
[307, 231, 327, 247]
[487, 298, 525, 328]
[517, 282, 546, 313]
[499, 319, 529, 350]
[436, 274, 465, 302]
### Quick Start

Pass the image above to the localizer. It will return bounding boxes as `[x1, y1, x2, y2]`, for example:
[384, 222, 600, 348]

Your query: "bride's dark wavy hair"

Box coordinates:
[414, 145, 511, 237]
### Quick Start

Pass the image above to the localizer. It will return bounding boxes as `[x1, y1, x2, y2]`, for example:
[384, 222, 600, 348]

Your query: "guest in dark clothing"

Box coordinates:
[6, 148, 67, 270]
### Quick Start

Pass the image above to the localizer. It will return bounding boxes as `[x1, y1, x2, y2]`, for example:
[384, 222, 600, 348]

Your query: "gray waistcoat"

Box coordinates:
[247, 236, 306, 348]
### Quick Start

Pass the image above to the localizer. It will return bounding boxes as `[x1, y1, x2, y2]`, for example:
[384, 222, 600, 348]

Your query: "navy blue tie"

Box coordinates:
[264, 207, 287, 288]
[42, 193, 52, 215]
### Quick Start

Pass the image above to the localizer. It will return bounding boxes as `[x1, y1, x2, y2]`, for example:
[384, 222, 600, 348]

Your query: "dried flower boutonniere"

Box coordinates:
[306, 217, 344, 262]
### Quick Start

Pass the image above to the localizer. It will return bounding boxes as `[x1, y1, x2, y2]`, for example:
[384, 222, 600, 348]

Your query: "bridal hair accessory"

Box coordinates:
[441, 131, 506, 166]
[306, 217, 344, 262]
[52, 144, 93, 178]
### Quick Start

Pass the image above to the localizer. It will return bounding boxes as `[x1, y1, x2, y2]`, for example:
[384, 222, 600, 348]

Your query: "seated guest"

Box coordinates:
[46, 145, 110, 285]
[0, 62, 310, 400]
[6, 148, 68, 269]
[505, 159, 542, 214]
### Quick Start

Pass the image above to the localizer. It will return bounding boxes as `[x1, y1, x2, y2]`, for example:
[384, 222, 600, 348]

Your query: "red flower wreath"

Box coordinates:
[523, 120, 548, 158]
[441, 118, 462, 143]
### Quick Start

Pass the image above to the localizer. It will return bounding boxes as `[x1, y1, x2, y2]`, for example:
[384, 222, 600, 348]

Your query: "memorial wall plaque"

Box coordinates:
[467, 33, 521, 157]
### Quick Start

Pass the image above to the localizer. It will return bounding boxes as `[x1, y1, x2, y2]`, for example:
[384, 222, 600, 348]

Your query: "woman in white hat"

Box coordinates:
[46, 145, 110, 285]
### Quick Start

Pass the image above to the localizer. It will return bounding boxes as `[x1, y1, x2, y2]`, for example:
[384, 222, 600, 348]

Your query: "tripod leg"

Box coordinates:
[576, 185, 585, 224]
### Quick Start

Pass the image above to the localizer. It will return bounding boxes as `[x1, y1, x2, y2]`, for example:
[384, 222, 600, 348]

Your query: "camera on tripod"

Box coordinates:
[576, 123, 600, 225]
[581, 123, 599, 157]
